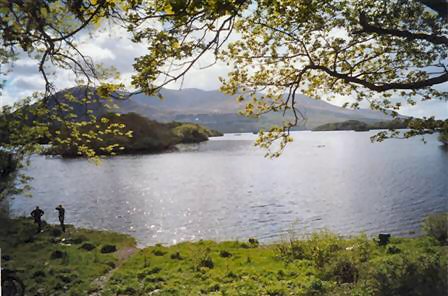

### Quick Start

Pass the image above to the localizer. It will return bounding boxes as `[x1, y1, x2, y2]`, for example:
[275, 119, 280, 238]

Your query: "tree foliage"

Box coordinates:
[125, 0, 448, 155]
[1, 0, 447, 161]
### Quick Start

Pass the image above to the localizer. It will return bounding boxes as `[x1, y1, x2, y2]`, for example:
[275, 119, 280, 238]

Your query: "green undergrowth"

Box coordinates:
[0, 215, 136, 295]
[104, 232, 447, 296]
[1, 213, 446, 295]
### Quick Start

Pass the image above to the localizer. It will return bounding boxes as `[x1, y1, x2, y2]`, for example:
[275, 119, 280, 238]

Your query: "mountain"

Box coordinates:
[49, 86, 401, 133]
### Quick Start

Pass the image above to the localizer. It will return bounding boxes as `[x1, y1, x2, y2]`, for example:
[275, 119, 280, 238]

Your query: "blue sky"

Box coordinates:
[1, 26, 447, 119]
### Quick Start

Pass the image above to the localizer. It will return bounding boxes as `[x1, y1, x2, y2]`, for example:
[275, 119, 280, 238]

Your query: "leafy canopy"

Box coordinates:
[0, 0, 447, 159]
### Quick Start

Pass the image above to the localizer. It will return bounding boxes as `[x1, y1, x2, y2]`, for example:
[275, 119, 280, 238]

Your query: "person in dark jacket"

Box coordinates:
[55, 204, 65, 232]
[30, 206, 44, 233]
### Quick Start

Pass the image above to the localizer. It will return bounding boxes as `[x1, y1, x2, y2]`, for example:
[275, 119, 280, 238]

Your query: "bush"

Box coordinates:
[198, 255, 214, 269]
[170, 251, 183, 260]
[248, 238, 259, 247]
[330, 256, 358, 283]
[387, 245, 401, 254]
[369, 252, 447, 296]
[423, 213, 448, 245]
[195, 248, 214, 270]
[276, 240, 306, 261]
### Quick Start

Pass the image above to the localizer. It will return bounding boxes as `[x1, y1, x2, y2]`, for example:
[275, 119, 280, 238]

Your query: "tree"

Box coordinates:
[0, 0, 133, 198]
[125, 0, 448, 155]
[1, 0, 447, 159]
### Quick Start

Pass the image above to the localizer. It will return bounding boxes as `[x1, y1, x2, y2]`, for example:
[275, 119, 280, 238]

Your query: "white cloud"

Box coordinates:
[1, 24, 447, 119]
[78, 43, 115, 61]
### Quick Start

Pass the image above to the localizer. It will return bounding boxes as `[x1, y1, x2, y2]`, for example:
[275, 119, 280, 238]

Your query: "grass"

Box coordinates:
[0, 215, 136, 296]
[1, 214, 446, 295]
[103, 232, 447, 296]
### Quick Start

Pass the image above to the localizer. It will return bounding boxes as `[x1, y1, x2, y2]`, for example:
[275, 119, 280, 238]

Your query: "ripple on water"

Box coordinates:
[3, 131, 448, 246]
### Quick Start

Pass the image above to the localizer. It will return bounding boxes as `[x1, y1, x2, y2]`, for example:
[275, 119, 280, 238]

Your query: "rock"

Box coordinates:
[378, 233, 391, 246]
[50, 250, 67, 259]
[80, 242, 96, 251]
[100, 244, 117, 254]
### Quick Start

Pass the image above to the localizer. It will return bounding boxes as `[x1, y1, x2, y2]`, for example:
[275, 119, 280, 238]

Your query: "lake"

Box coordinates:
[3, 131, 447, 246]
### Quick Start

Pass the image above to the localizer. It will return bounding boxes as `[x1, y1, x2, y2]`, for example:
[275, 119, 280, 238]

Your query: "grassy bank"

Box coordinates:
[0, 216, 136, 295]
[1, 214, 447, 295]
[103, 233, 447, 296]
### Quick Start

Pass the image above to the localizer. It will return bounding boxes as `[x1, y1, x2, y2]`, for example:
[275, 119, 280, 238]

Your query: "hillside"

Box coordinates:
[47, 112, 223, 157]
[313, 119, 409, 132]
[48, 87, 403, 133]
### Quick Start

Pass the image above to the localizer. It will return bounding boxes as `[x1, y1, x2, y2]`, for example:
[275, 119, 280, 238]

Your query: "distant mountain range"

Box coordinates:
[49, 87, 401, 133]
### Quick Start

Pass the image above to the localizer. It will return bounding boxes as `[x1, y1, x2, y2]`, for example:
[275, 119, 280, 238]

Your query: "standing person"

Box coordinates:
[30, 206, 44, 233]
[55, 204, 65, 232]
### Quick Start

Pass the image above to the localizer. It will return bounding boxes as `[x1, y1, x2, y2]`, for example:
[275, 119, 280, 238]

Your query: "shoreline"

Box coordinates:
[1, 214, 446, 295]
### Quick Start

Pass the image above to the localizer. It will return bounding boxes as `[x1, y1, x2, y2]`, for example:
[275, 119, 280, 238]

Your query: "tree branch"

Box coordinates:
[357, 12, 448, 46]
[309, 64, 448, 92]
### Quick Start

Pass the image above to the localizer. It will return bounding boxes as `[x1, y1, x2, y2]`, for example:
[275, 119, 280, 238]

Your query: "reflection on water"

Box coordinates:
[4, 131, 448, 246]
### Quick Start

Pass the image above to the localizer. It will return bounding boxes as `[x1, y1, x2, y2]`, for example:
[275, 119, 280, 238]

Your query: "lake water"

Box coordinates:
[3, 131, 447, 246]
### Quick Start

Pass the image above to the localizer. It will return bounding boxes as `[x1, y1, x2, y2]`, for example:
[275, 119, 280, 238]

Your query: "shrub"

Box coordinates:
[198, 255, 214, 269]
[195, 248, 214, 270]
[330, 256, 358, 283]
[275, 240, 305, 261]
[387, 245, 401, 254]
[248, 238, 259, 247]
[170, 251, 183, 260]
[423, 213, 448, 245]
[368, 252, 447, 296]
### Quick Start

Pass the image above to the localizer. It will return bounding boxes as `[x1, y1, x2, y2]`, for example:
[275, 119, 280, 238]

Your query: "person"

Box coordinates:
[30, 206, 44, 233]
[55, 204, 65, 232]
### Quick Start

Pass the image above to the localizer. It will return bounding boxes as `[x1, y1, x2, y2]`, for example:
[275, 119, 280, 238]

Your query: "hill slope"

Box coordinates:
[49, 87, 401, 133]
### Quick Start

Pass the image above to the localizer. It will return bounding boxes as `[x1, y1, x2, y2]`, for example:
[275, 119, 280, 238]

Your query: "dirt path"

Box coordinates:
[89, 246, 139, 296]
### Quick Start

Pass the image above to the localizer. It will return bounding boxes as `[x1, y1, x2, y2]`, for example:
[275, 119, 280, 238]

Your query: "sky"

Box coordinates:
[1, 25, 447, 119]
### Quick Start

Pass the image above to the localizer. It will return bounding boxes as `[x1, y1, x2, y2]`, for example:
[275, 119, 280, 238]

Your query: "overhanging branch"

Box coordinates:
[308, 64, 448, 92]
[357, 12, 448, 46]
